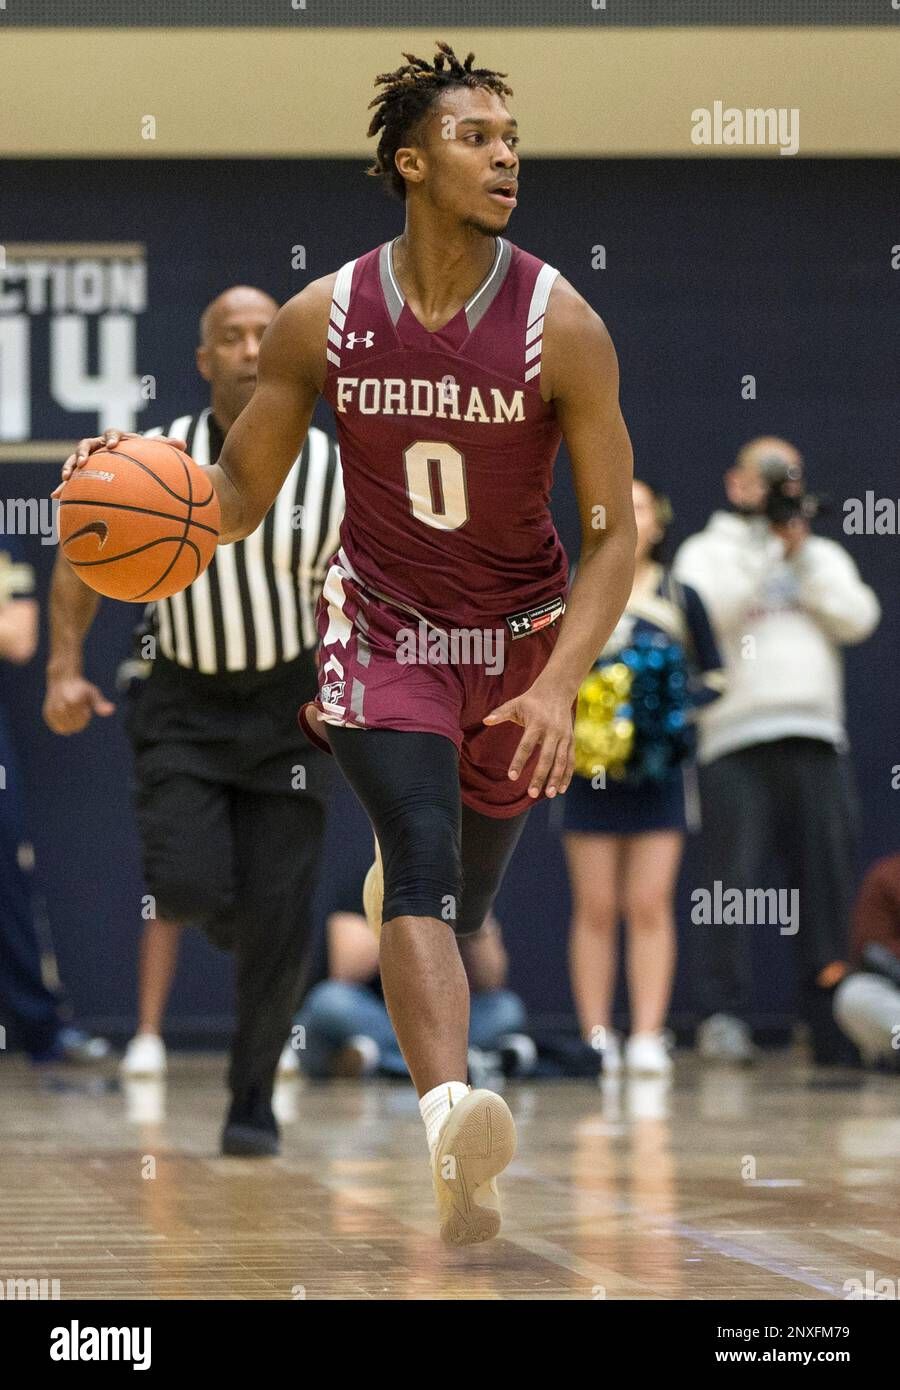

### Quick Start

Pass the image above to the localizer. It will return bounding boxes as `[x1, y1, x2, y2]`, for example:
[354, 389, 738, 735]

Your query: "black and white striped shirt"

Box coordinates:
[143, 409, 343, 674]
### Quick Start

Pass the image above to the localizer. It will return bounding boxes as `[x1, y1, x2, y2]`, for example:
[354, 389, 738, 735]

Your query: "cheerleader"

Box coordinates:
[563, 481, 724, 1077]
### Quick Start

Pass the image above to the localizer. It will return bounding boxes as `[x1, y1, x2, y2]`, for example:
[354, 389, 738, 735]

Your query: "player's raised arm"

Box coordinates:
[206, 277, 333, 543]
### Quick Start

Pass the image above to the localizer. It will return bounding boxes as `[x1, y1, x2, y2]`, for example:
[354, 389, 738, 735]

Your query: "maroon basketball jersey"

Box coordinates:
[322, 237, 569, 629]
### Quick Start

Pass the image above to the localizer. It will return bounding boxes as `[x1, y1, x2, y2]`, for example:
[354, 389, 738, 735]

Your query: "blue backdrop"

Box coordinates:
[1, 157, 896, 1038]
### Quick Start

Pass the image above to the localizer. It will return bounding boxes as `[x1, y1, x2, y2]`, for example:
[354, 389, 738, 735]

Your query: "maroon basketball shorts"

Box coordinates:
[299, 550, 565, 819]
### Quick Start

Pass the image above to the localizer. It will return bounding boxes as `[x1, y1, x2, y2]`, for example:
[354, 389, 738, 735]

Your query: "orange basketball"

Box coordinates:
[57, 438, 220, 602]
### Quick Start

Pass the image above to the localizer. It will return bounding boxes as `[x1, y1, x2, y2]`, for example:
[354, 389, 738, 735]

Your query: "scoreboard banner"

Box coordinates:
[0, 243, 149, 462]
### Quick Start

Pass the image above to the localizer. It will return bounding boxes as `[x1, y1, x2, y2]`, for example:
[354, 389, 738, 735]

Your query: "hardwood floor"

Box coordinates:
[1, 1053, 897, 1300]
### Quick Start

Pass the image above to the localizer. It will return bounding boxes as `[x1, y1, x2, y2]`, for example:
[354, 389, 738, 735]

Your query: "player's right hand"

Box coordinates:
[43, 675, 116, 735]
[51, 429, 188, 499]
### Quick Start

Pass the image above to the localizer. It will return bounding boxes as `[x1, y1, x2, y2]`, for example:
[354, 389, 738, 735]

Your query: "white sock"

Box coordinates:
[419, 1081, 470, 1155]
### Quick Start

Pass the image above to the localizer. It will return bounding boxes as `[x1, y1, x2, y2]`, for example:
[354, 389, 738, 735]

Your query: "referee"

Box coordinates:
[44, 286, 343, 1156]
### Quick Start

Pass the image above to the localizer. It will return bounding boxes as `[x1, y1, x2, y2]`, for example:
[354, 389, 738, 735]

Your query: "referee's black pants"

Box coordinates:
[124, 654, 331, 1105]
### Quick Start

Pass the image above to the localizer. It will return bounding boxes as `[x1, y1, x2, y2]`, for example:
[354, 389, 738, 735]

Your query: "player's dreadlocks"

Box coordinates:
[366, 41, 513, 201]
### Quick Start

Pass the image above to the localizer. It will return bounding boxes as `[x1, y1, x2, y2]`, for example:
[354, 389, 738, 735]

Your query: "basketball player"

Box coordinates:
[59, 44, 636, 1242]
[48, 287, 342, 1155]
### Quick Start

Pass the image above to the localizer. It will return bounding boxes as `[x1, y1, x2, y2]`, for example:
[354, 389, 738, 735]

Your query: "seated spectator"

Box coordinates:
[834, 853, 900, 1070]
[295, 897, 532, 1081]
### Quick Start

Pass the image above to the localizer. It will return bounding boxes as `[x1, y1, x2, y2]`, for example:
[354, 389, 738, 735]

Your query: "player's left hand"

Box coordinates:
[484, 680, 575, 800]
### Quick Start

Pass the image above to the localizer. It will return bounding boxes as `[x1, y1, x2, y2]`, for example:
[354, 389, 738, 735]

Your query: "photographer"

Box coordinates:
[674, 436, 880, 1064]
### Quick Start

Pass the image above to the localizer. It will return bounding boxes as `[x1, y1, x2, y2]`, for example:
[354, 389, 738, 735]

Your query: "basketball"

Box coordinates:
[57, 438, 220, 602]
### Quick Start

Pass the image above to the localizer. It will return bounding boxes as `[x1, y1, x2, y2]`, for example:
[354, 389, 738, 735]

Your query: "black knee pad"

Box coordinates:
[380, 801, 462, 930]
[324, 725, 466, 932]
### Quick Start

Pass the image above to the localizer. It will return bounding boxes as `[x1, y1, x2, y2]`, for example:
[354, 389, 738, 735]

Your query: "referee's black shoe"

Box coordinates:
[221, 1086, 280, 1157]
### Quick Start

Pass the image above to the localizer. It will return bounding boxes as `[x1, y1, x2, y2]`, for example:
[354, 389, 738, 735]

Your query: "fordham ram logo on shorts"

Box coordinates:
[321, 679, 346, 706]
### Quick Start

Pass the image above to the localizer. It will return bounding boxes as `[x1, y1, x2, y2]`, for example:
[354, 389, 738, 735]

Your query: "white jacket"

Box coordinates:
[673, 511, 880, 763]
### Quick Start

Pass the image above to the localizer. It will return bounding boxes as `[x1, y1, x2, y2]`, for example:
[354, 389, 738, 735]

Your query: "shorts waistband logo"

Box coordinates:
[505, 596, 565, 640]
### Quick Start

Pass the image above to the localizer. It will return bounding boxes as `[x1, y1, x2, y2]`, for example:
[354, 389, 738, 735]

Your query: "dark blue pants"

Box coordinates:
[0, 710, 62, 1054]
[297, 981, 526, 1078]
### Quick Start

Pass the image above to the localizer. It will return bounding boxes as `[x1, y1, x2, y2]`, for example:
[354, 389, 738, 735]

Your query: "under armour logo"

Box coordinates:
[510, 616, 530, 634]
[345, 330, 375, 349]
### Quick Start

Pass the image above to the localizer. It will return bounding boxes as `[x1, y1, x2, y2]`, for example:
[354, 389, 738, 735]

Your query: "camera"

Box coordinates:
[759, 455, 829, 524]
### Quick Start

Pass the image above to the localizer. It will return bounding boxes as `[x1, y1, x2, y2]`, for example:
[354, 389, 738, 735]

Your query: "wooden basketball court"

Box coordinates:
[2, 1052, 897, 1301]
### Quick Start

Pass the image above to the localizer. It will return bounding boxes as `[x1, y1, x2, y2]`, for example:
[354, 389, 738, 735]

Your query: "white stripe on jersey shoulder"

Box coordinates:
[327, 258, 359, 368]
[524, 263, 559, 384]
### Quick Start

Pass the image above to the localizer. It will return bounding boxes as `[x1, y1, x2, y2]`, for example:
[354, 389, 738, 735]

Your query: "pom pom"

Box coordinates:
[573, 632, 694, 786]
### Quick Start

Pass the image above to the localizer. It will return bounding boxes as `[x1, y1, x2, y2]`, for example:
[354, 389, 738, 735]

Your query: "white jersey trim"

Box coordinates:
[328, 259, 358, 368]
[524, 264, 558, 384]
